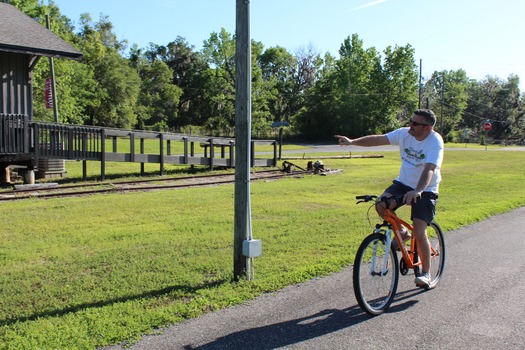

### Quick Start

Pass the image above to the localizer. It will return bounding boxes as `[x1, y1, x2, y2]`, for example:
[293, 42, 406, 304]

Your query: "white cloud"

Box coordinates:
[349, 0, 389, 12]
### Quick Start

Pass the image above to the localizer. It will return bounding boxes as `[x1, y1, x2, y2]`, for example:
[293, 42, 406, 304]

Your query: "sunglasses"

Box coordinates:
[409, 119, 430, 127]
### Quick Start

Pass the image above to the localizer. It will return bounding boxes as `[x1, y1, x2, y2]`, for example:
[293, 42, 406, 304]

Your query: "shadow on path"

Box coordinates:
[182, 287, 424, 350]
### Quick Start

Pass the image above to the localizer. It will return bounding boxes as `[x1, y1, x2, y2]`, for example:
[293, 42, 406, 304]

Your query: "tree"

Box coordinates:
[423, 69, 469, 137]
[201, 28, 237, 132]
[143, 38, 210, 127]
[201, 28, 271, 135]
[77, 14, 140, 128]
[258, 46, 295, 123]
[294, 34, 418, 140]
[92, 49, 140, 128]
[294, 34, 380, 139]
[258, 45, 325, 127]
[135, 60, 182, 130]
[464, 75, 523, 140]
[369, 44, 418, 129]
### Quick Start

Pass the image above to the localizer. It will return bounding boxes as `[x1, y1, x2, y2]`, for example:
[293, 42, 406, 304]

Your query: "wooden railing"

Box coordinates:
[0, 114, 30, 154]
[0, 115, 277, 180]
[33, 122, 102, 161]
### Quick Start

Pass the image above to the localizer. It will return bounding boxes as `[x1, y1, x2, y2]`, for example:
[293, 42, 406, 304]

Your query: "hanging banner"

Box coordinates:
[45, 77, 53, 109]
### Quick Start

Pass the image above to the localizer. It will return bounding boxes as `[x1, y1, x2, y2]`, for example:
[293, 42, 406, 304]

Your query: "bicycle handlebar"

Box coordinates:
[355, 195, 377, 204]
[356, 194, 406, 205]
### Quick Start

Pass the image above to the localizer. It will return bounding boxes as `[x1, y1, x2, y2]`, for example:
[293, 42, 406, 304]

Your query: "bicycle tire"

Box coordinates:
[426, 221, 445, 289]
[353, 232, 399, 316]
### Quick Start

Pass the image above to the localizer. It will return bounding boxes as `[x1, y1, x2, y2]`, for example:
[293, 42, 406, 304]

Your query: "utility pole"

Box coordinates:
[440, 74, 445, 135]
[234, 0, 252, 281]
[418, 59, 422, 109]
[45, 14, 59, 123]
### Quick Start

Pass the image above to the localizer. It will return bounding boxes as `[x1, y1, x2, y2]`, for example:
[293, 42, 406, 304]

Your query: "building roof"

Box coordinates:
[0, 3, 83, 60]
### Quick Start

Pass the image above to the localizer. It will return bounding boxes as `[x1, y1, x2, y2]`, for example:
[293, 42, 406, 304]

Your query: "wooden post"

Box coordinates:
[250, 141, 255, 167]
[229, 140, 235, 168]
[100, 128, 105, 181]
[68, 128, 74, 159]
[183, 137, 189, 164]
[33, 123, 40, 169]
[159, 133, 164, 176]
[234, 0, 252, 281]
[140, 138, 145, 175]
[130, 132, 135, 162]
[273, 140, 277, 167]
[209, 138, 214, 170]
[82, 160, 87, 180]
[190, 141, 195, 170]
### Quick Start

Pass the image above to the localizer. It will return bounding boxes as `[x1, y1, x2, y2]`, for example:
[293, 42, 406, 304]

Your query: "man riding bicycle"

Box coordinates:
[335, 109, 444, 288]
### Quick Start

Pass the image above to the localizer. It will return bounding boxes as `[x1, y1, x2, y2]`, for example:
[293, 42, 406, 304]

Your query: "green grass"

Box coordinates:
[1, 150, 525, 349]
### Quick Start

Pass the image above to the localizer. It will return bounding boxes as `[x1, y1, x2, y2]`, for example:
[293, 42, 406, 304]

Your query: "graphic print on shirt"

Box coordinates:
[402, 147, 426, 167]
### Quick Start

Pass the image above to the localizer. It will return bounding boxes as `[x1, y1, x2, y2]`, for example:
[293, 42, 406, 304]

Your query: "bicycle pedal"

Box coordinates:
[399, 257, 408, 275]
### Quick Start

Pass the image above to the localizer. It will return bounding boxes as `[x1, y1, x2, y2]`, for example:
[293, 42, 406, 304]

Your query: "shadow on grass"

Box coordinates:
[1, 279, 228, 327]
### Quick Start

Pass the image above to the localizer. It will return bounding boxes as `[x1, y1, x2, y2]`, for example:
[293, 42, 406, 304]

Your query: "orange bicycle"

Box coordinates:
[353, 194, 445, 316]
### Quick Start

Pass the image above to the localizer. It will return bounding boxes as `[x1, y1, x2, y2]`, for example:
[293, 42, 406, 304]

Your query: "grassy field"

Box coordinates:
[1, 148, 524, 349]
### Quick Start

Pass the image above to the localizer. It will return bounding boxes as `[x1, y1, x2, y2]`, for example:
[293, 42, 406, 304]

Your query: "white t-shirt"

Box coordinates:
[386, 127, 444, 193]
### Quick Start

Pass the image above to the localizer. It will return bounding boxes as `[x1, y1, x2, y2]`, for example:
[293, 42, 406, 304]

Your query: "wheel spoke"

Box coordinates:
[353, 233, 399, 315]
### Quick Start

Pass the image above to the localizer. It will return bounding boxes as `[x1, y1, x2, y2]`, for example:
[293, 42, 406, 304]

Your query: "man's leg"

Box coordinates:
[376, 181, 411, 218]
[411, 191, 437, 279]
[412, 218, 430, 273]
[375, 192, 396, 219]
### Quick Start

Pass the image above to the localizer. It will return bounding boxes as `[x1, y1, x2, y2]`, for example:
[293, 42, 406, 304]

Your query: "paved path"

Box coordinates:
[105, 207, 525, 350]
[280, 144, 525, 154]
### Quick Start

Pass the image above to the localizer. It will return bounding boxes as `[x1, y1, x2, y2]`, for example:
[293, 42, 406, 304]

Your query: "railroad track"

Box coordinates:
[0, 169, 310, 201]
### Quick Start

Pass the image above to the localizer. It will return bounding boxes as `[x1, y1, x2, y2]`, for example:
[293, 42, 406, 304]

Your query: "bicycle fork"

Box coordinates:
[370, 226, 393, 277]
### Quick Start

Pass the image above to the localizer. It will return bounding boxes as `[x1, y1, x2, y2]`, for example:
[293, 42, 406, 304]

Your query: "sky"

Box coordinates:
[52, 0, 524, 91]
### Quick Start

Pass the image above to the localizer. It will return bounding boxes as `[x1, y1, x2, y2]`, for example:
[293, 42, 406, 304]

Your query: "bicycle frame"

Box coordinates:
[382, 208, 419, 269]
[382, 208, 441, 270]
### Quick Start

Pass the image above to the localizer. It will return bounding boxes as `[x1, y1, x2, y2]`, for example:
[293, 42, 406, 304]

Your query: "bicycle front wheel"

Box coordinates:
[426, 221, 445, 288]
[353, 232, 399, 316]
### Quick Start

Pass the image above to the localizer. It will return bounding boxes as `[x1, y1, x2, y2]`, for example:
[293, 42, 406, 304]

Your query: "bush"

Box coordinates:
[444, 130, 462, 143]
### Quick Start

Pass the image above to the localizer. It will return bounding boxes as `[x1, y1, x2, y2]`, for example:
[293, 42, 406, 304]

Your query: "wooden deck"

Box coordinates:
[0, 114, 277, 182]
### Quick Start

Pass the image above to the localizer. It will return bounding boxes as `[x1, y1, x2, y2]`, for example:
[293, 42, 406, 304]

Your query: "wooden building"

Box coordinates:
[0, 3, 82, 182]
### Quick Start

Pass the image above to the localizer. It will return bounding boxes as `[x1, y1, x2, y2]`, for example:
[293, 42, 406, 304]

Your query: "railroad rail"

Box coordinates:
[0, 169, 310, 201]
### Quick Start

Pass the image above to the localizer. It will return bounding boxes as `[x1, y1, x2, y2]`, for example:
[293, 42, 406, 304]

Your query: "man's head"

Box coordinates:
[408, 109, 436, 140]
[413, 109, 437, 127]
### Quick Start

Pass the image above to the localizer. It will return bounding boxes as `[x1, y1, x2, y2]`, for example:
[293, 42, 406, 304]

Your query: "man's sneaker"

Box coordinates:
[414, 273, 431, 288]
[391, 227, 411, 251]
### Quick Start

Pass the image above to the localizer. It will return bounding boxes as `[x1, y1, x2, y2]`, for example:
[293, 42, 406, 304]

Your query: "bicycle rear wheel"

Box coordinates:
[353, 232, 399, 316]
[426, 221, 445, 288]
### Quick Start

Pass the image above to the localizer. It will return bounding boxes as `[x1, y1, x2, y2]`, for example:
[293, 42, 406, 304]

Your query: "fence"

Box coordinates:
[0, 115, 277, 181]
[0, 114, 30, 154]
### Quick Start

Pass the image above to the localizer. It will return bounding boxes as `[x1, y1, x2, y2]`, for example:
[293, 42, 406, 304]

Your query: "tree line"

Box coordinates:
[10, 0, 525, 142]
